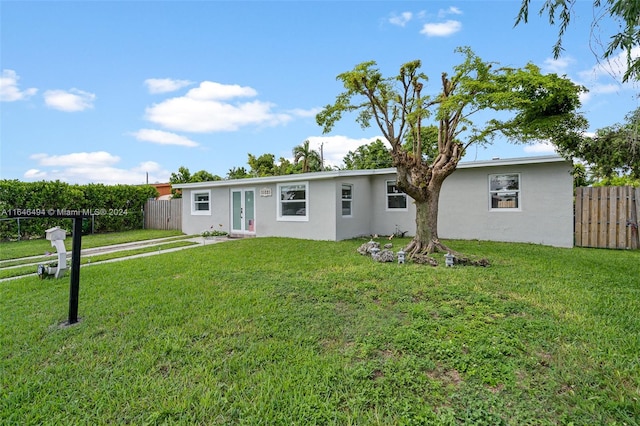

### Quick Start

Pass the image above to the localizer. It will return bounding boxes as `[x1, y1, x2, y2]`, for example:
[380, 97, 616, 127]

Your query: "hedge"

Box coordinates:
[0, 180, 158, 241]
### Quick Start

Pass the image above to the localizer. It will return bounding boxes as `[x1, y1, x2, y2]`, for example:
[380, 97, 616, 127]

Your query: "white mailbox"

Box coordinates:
[46, 226, 67, 242]
[39, 227, 68, 279]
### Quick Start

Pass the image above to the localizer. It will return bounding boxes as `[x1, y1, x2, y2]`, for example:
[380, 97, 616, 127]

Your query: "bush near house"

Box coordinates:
[0, 180, 158, 241]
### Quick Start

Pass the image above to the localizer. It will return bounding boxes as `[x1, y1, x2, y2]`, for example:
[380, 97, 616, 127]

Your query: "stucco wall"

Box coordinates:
[438, 161, 574, 247]
[335, 176, 375, 240]
[257, 180, 337, 240]
[369, 174, 416, 238]
[179, 187, 231, 236]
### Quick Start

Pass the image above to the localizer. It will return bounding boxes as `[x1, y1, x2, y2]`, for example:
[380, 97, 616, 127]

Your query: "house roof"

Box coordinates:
[172, 155, 570, 189]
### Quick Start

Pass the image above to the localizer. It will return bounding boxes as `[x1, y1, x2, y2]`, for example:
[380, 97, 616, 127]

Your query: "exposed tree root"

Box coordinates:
[405, 238, 461, 257]
[405, 238, 490, 267]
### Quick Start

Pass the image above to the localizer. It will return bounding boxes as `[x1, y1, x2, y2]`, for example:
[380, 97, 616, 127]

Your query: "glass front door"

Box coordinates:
[231, 189, 255, 234]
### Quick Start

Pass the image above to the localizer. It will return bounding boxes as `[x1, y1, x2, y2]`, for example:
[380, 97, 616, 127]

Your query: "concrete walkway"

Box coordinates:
[0, 235, 230, 282]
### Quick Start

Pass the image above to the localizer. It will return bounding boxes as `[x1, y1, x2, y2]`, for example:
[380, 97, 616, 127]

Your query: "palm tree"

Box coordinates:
[293, 140, 322, 173]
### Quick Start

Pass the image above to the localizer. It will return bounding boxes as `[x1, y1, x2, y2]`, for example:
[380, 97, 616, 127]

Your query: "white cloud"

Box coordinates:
[145, 78, 192, 94]
[145, 81, 291, 132]
[25, 151, 171, 184]
[438, 6, 462, 18]
[24, 169, 47, 179]
[420, 20, 462, 37]
[30, 151, 120, 167]
[523, 141, 557, 155]
[130, 129, 199, 147]
[389, 12, 412, 27]
[305, 135, 388, 168]
[185, 81, 257, 100]
[0, 69, 37, 101]
[287, 107, 323, 118]
[43, 88, 95, 112]
[542, 56, 574, 74]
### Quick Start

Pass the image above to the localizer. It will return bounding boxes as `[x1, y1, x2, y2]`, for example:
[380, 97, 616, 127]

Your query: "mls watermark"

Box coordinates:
[2, 208, 129, 217]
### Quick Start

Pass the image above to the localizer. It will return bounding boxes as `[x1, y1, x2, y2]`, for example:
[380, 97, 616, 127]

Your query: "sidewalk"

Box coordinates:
[0, 235, 230, 282]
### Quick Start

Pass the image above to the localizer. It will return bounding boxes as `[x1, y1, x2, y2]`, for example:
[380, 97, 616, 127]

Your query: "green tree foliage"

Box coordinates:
[515, 0, 640, 82]
[557, 107, 640, 179]
[592, 174, 640, 187]
[191, 170, 222, 183]
[247, 153, 278, 177]
[293, 140, 323, 173]
[572, 163, 595, 188]
[226, 166, 251, 180]
[276, 157, 297, 175]
[343, 139, 393, 170]
[317, 47, 586, 256]
[169, 166, 220, 197]
[0, 180, 158, 240]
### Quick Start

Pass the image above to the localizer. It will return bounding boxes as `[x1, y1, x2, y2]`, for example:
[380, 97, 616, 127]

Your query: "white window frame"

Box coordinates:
[341, 184, 353, 217]
[191, 190, 211, 215]
[489, 173, 521, 211]
[386, 180, 408, 211]
[277, 182, 309, 221]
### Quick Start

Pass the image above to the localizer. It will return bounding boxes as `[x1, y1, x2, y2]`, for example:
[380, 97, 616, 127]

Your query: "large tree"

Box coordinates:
[557, 107, 640, 178]
[317, 47, 587, 257]
[515, 0, 640, 82]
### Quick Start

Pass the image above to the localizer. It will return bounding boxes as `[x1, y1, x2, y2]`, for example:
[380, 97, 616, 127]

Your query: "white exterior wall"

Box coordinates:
[438, 160, 574, 247]
[335, 176, 375, 240]
[258, 179, 337, 240]
[368, 174, 416, 238]
[180, 187, 231, 236]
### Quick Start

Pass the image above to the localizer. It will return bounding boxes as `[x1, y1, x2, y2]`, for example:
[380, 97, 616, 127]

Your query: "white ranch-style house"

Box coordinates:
[173, 155, 574, 248]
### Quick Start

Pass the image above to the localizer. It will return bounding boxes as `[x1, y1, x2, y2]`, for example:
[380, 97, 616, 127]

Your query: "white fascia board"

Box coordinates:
[456, 155, 570, 169]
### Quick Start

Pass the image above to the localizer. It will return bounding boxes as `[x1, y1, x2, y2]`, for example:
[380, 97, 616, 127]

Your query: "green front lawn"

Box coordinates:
[1, 238, 638, 424]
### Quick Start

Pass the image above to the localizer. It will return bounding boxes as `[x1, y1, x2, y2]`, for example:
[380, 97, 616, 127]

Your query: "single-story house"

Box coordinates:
[173, 155, 574, 248]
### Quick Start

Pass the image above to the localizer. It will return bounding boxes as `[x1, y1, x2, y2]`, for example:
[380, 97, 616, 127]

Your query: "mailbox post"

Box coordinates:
[67, 217, 83, 324]
[41, 226, 68, 279]
[7, 210, 85, 325]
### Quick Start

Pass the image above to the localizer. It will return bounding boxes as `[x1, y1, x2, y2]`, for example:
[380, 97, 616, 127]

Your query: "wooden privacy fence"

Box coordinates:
[575, 186, 640, 249]
[144, 199, 182, 231]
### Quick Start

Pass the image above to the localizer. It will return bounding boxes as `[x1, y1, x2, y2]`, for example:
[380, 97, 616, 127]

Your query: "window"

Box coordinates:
[489, 174, 520, 210]
[192, 190, 211, 215]
[278, 182, 308, 221]
[341, 184, 353, 216]
[386, 181, 407, 210]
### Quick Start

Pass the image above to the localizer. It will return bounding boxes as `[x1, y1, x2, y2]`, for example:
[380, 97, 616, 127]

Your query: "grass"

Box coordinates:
[1, 237, 639, 424]
[0, 229, 186, 261]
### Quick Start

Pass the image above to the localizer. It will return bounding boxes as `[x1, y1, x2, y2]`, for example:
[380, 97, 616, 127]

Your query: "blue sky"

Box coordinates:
[1, 0, 638, 184]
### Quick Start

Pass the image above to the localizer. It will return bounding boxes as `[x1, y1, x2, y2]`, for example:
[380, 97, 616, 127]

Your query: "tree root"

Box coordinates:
[405, 238, 460, 257]
[404, 238, 490, 267]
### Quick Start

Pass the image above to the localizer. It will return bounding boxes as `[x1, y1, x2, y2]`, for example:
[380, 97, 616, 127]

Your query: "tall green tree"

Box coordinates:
[293, 140, 322, 173]
[557, 107, 640, 178]
[317, 47, 587, 256]
[515, 0, 640, 82]
[343, 139, 393, 170]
